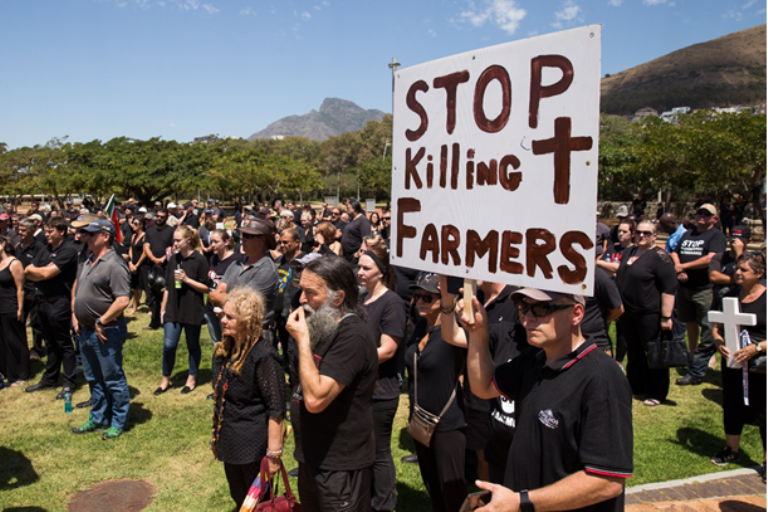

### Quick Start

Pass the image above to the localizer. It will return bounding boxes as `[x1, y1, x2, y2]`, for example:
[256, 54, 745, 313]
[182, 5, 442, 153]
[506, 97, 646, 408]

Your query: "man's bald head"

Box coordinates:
[659, 213, 678, 234]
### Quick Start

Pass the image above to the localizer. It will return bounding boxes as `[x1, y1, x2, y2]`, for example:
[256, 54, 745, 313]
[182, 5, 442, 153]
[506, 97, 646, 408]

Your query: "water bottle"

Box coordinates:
[64, 394, 73, 413]
[174, 264, 182, 289]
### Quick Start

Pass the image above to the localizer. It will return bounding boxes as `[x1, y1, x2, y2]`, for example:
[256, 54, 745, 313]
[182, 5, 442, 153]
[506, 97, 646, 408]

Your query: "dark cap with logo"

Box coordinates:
[82, 219, 116, 236]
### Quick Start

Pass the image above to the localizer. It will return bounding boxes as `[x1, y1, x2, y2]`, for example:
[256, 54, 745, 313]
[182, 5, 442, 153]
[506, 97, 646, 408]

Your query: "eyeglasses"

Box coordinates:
[241, 233, 261, 240]
[413, 293, 436, 304]
[636, 230, 655, 237]
[516, 301, 574, 318]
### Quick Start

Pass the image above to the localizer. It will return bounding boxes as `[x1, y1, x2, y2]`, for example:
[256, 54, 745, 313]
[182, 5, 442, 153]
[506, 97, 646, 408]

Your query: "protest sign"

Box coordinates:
[391, 25, 601, 295]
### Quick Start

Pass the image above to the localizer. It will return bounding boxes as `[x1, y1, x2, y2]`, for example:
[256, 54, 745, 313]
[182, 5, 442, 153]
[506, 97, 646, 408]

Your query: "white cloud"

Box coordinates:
[168, 123, 178, 128]
[555, 1, 580, 21]
[314, 5, 322, 10]
[182, 0, 199, 10]
[608, 0, 623, 6]
[460, 0, 527, 35]
[202, 3, 218, 14]
[322, 0, 330, 6]
[723, 0, 759, 20]
[301, 11, 312, 20]
[643, 0, 666, 5]
[428, 28, 437, 37]
[240, 7, 257, 15]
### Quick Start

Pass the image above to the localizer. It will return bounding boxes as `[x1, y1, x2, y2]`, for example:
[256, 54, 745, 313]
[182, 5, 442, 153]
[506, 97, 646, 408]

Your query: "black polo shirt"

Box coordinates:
[144, 224, 175, 260]
[16, 239, 41, 296]
[494, 341, 633, 512]
[32, 238, 78, 298]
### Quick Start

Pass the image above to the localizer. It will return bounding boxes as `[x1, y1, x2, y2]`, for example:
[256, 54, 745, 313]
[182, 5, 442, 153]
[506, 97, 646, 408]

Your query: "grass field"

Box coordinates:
[0, 311, 764, 511]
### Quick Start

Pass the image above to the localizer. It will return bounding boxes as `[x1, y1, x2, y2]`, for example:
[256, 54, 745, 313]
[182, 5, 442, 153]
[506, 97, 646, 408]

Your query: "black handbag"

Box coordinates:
[647, 329, 691, 369]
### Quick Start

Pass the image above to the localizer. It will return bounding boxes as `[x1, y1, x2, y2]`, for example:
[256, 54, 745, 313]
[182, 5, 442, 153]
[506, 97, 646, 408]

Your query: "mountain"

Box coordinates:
[601, 24, 766, 116]
[248, 98, 387, 142]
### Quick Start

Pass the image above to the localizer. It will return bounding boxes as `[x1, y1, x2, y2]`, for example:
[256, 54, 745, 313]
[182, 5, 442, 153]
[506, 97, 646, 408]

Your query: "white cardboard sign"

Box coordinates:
[391, 25, 601, 295]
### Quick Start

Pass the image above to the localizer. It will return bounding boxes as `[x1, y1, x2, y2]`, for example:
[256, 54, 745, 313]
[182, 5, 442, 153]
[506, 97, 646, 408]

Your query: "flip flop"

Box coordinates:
[643, 398, 662, 407]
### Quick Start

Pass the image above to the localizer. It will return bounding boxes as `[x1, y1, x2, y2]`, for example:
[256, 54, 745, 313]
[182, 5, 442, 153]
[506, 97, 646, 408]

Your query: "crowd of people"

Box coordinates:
[0, 195, 764, 511]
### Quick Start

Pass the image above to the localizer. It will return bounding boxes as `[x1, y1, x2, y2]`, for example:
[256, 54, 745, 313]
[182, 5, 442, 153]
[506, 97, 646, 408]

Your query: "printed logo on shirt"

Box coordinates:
[538, 409, 559, 429]
[492, 396, 516, 428]
[679, 239, 705, 257]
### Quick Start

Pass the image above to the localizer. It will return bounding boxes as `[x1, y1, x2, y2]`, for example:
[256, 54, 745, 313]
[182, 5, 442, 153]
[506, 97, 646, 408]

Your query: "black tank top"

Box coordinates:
[0, 260, 19, 314]
[131, 233, 146, 265]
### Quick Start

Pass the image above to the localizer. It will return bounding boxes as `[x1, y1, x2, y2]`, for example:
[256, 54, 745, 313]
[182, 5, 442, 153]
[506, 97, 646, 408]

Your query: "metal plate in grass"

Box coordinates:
[68, 479, 155, 512]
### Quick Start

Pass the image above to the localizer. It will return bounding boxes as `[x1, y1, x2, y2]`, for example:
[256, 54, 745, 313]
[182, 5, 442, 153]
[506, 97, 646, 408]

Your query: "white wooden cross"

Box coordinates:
[707, 297, 757, 369]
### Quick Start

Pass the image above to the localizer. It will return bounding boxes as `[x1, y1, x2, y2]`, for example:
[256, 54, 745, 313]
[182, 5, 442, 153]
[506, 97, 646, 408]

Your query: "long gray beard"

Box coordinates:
[303, 302, 340, 351]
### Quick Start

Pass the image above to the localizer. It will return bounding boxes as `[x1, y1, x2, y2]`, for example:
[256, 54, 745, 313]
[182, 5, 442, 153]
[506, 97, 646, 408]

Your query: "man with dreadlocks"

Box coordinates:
[286, 256, 378, 511]
[210, 288, 286, 507]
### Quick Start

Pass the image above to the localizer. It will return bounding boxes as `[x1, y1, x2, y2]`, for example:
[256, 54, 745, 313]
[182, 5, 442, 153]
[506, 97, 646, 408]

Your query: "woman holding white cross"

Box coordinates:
[710, 251, 765, 479]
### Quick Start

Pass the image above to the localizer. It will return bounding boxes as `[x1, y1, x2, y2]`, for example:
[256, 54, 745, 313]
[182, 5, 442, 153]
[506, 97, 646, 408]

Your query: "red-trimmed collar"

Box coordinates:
[543, 339, 599, 372]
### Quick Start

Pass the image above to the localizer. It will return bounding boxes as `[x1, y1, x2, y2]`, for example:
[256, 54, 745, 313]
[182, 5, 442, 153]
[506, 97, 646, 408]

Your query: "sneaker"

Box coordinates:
[711, 446, 740, 466]
[72, 419, 107, 434]
[675, 375, 701, 386]
[102, 427, 123, 440]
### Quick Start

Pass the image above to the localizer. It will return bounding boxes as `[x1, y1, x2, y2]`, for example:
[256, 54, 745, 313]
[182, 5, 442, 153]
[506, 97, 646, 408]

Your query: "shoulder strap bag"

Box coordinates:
[407, 352, 459, 448]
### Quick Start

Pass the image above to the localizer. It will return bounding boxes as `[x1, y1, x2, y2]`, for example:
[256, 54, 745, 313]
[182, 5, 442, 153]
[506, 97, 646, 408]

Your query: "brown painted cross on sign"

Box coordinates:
[531, 116, 593, 205]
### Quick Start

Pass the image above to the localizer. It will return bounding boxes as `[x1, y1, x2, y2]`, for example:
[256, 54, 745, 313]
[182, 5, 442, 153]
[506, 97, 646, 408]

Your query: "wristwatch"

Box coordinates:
[96, 318, 103, 327]
[519, 489, 535, 512]
[756, 344, 763, 353]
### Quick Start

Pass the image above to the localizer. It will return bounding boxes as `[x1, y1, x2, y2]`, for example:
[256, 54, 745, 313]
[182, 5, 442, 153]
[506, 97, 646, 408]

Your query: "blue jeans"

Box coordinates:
[204, 311, 222, 347]
[80, 320, 130, 430]
[162, 322, 202, 377]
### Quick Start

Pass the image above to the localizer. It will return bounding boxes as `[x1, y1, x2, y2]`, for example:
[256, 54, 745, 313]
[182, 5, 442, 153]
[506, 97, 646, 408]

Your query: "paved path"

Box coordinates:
[626, 467, 766, 511]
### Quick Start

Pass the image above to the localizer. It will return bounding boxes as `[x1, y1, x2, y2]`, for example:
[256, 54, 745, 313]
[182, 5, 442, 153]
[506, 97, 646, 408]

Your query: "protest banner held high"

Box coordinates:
[391, 25, 602, 295]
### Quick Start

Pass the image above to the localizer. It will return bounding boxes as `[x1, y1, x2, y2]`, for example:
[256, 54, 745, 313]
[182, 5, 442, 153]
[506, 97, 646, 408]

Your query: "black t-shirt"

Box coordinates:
[341, 214, 370, 261]
[581, 267, 623, 350]
[675, 227, 727, 289]
[275, 252, 304, 320]
[144, 224, 175, 261]
[298, 226, 315, 255]
[291, 314, 378, 470]
[405, 322, 466, 432]
[363, 289, 407, 402]
[599, 243, 627, 268]
[494, 341, 633, 512]
[722, 288, 766, 345]
[484, 310, 528, 467]
[616, 246, 677, 314]
[163, 251, 210, 325]
[393, 265, 419, 304]
[709, 251, 738, 310]
[206, 252, 238, 313]
[182, 214, 200, 229]
[32, 238, 78, 297]
[120, 220, 133, 250]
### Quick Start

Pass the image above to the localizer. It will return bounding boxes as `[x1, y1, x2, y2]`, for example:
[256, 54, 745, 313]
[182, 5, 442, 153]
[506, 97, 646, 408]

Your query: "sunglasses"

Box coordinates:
[241, 233, 261, 240]
[636, 230, 655, 237]
[383, 217, 391, 221]
[413, 293, 436, 304]
[78, 230, 92, 237]
[696, 211, 713, 217]
[516, 301, 574, 318]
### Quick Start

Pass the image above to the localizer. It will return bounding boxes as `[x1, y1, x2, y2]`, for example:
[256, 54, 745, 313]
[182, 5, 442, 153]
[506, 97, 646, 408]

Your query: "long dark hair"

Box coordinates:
[0, 235, 14, 256]
[304, 256, 366, 319]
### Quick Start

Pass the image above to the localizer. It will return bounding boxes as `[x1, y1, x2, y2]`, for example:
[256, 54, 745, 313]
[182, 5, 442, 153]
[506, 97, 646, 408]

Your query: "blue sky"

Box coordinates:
[0, 0, 764, 149]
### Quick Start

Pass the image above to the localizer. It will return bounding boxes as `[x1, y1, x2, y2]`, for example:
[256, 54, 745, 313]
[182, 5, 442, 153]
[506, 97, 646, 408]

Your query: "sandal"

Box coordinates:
[643, 398, 662, 406]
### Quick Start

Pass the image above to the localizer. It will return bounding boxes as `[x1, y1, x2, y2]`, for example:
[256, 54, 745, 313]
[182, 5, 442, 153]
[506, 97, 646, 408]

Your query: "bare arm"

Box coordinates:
[476, 470, 625, 512]
[378, 334, 401, 363]
[675, 253, 715, 272]
[595, 259, 619, 277]
[25, 263, 60, 282]
[10, 260, 25, 321]
[208, 282, 228, 307]
[286, 307, 346, 413]
[100, 296, 130, 324]
[458, 295, 499, 400]
[709, 270, 733, 286]
[438, 275, 468, 348]
[606, 305, 623, 324]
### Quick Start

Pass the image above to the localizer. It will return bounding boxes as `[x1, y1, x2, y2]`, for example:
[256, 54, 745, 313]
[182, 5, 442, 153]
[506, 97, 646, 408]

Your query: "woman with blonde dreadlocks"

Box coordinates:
[211, 288, 286, 507]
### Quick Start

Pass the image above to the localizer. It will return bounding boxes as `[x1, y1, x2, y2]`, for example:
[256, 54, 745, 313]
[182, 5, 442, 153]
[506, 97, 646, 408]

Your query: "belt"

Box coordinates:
[36, 295, 69, 303]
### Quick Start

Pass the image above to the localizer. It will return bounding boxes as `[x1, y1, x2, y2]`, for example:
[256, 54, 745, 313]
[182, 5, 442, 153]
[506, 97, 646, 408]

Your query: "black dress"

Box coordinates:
[130, 232, 147, 291]
[0, 260, 28, 382]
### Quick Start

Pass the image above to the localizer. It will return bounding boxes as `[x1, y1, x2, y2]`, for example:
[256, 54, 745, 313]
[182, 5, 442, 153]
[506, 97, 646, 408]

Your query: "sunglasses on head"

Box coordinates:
[516, 301, 574, 318]
[413, 293, 436, 304]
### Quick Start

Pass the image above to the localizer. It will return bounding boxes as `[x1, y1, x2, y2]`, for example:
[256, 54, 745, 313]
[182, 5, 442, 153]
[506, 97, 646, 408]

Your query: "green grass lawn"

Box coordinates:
[0, 312, 763, 511]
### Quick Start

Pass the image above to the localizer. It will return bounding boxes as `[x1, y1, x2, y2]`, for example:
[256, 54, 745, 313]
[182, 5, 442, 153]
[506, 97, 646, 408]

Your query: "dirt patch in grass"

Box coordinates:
[68, 479, 155, 511]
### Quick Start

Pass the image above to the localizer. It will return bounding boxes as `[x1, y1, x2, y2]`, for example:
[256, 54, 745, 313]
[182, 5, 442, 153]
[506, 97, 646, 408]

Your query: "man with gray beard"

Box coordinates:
[286, 256, 378, 511]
